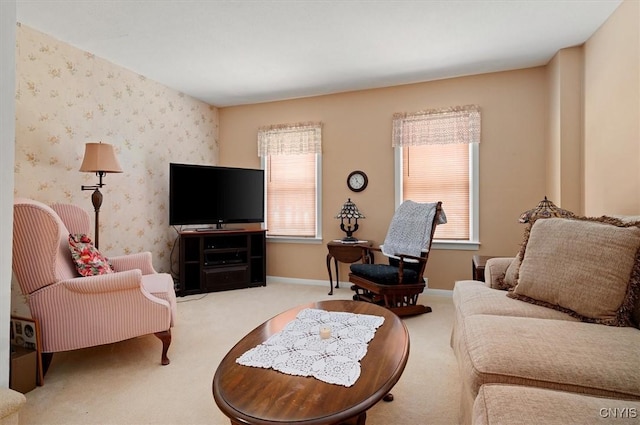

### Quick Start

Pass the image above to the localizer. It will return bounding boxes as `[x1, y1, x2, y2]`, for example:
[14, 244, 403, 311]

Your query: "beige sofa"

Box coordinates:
[451, 216, 640, 425]
[0, 388, 26, 425]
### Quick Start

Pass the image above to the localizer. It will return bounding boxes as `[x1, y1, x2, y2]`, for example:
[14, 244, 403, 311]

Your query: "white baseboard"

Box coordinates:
[267, 276, 329, 287]
[266, 275, 453, 297]
[424, 288, 453, 298]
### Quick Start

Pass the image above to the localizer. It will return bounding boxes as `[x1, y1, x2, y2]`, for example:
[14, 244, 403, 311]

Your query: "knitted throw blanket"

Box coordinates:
[381, 201, 447, 258]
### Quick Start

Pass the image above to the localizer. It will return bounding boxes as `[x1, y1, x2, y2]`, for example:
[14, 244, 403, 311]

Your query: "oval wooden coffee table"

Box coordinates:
[213, 300, 409, 425]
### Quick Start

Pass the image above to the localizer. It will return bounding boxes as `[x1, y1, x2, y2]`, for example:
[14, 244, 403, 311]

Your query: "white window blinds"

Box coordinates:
[258, 122, 322, 238]
[394, 105, 480, 241]
[402, 144, 469, 240]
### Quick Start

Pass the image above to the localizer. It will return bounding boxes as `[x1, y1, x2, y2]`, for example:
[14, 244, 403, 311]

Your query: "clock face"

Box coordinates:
[347, 171, 368, 192]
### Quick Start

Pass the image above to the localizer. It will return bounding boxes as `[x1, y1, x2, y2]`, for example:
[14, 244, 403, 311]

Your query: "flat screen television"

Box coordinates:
[169, 163, 265, 228]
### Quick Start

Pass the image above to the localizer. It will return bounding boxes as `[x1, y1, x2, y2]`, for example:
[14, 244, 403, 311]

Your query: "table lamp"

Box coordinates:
[518, 196, 574, 224]
[335, 198, 365, 242]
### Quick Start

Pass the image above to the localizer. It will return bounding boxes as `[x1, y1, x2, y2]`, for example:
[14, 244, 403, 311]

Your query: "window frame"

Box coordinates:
[261, 153, 323, 244]
[394, 142, 480, 250]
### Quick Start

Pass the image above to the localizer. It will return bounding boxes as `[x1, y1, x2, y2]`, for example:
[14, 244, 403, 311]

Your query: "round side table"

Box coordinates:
[326, 241, 372, 295]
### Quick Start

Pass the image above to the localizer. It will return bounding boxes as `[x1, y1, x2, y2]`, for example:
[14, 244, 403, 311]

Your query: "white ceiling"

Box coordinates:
[16, 0, 622, 107]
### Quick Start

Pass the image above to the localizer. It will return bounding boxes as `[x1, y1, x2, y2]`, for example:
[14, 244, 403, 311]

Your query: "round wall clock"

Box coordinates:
[347, 170, 368, 192]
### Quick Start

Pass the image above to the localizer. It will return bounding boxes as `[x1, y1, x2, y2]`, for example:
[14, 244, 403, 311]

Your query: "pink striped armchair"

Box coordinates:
[12, 198, 177, 369]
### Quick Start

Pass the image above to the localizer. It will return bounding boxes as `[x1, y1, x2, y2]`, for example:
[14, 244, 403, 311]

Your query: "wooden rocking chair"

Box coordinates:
[349, 201, 444, 317]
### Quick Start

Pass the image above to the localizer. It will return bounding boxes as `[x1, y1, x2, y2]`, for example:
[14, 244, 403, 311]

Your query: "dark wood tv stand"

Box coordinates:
[177, 229, 266, 296]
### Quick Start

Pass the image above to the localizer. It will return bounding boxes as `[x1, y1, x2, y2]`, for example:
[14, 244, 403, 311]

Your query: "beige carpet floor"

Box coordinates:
[19, 281, 461, 425]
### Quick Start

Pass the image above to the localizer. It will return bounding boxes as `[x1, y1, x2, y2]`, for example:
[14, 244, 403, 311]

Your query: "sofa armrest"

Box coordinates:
[109, 252, 157, 275]
[484, 257, 515, 289]
[0, 387, 26, 424]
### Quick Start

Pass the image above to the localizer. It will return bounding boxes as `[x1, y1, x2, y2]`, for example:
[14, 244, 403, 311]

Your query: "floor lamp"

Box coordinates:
[79, 142, 123, 249]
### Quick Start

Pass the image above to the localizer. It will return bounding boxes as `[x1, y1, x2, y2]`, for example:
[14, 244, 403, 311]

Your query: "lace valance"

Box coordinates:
[257, 122, 322, 156]
[392, 105, 480, 147]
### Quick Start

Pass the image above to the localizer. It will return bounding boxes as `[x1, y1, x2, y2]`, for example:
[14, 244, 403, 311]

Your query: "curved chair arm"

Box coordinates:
[355, 245, 381, 264]
[60, 269, 144, 294]
[363, 246, 382, 253]
[396, 253, 425, 263]
[395, 253, 429, 283]
[109, 252, 157, 275]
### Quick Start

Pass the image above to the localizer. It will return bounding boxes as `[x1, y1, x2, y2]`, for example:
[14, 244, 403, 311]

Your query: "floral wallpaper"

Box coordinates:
[12, 23, 219, 315]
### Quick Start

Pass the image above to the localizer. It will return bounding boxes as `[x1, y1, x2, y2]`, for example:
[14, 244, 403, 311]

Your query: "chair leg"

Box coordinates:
[155, 330, 171, 365]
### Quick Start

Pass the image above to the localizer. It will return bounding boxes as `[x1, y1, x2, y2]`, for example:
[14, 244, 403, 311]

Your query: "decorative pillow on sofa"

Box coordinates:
[503, 253, 521, 287]
[507, 216, 640, 326]
[495, 252, 521, 290]
[68, 234, 114, 277]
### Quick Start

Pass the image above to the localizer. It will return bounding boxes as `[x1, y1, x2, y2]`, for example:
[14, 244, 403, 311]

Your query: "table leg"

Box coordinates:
[326, 253, 334, 295]
[334, 257, 340, 289]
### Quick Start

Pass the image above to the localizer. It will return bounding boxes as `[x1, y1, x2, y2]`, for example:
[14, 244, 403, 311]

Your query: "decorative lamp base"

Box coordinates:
[341, 236, 358, 242]
[339, 221, 359, 242]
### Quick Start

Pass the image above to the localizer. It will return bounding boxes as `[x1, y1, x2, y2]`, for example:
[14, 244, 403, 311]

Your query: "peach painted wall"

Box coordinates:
[546, 47, 584, 214]
[12, 24, 219, 314]
[219, 68, 549, 290]
[583, 0, 640, 216]
[220, 0, 636, 291]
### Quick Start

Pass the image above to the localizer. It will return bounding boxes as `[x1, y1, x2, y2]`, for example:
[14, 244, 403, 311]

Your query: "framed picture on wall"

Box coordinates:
[10, 315, 44, 386]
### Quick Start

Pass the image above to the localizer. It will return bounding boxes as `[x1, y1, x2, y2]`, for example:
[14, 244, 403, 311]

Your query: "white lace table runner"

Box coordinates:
[236, 308, 385, 387]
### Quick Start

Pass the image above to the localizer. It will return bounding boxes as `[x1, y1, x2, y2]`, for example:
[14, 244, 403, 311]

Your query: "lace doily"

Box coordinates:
[236, 308, 385, 387]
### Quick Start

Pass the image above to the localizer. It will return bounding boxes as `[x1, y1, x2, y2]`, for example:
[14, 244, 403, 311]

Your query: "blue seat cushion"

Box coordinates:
[350, 263, 421, 285]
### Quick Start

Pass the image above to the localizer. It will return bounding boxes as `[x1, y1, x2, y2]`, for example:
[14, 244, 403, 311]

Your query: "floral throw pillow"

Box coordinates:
[68, 234, 114, 276]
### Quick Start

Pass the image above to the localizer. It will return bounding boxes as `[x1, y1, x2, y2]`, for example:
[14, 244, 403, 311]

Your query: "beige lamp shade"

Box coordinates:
[79, 142, 123, 173]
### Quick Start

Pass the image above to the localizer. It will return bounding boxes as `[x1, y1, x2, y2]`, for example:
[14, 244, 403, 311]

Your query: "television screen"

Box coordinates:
[169, 163, 265, 227]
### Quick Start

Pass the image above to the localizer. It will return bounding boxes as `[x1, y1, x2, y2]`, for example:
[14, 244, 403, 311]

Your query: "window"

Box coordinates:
[258, 122, 322, 240]
[393, 105, 480, 249]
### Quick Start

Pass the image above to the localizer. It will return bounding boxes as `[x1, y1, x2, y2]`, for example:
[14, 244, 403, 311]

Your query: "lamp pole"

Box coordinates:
[81, 171, 105, 249]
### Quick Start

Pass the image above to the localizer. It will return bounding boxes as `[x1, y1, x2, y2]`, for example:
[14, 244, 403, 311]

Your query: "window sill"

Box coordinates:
[432, 240, 480, 251]
[265, 237, 479, 250]
[266, 236, 324, 245]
